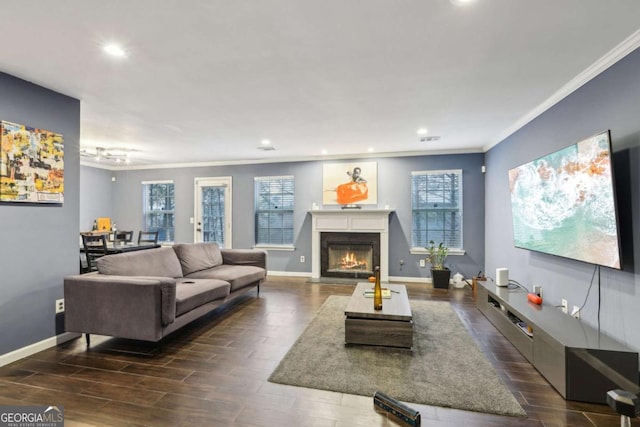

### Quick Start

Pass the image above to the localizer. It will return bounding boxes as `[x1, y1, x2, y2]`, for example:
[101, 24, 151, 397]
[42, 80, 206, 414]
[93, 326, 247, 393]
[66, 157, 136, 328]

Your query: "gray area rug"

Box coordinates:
[269, 296, 526, 417]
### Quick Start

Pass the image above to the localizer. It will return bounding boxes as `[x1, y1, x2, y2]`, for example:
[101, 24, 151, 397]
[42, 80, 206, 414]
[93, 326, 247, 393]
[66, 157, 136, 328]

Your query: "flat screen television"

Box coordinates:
[508, 130, 621, 269]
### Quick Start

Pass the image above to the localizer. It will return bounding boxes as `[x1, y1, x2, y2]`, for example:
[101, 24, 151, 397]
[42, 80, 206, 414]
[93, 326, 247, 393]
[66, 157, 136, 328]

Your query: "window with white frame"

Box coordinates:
[142, 180, 175, 243]
[411, 170, 462, 250]
[254, 176, 294, 247]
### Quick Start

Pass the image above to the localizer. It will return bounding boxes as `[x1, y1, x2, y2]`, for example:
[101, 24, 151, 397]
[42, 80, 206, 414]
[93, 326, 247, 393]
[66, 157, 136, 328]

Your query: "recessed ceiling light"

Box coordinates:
[368, 147, 375, 153]
[103, 43, 127, 58]
[450, 0, 475, 5]
[417, 128, 428, 136]
[321, 149, 328, 155]
[261, 139, 271, 145]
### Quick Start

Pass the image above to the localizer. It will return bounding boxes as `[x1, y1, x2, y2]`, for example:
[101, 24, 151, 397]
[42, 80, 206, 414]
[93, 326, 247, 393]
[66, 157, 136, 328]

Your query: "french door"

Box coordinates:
[194, 177, 232, 248]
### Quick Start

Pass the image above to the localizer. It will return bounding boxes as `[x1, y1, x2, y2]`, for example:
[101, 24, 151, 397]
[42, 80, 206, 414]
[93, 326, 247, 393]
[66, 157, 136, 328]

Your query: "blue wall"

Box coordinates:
[0, 72, 80, 355]
[485, 47, 640, 350]
[100, 153, 485, 279]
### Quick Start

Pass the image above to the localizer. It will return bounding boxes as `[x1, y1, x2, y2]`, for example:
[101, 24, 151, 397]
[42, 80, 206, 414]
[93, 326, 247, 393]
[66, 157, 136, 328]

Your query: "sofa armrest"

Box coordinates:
[221, 249, 267, 270]
[64, 275, 177, 342]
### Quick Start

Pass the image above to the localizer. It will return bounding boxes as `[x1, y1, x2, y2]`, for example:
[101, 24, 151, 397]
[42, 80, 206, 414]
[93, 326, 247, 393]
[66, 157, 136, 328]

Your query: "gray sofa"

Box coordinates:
[64, 242, 267, 344]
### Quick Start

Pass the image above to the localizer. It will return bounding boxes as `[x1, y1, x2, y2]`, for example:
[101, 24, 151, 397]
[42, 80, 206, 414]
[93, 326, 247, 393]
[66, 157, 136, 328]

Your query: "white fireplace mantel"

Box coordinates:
[310, 209, 393, 282]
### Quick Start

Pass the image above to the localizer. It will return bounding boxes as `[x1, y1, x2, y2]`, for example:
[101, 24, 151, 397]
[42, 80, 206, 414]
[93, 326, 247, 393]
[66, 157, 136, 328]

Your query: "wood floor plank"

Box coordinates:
[0, 277, 637, 426]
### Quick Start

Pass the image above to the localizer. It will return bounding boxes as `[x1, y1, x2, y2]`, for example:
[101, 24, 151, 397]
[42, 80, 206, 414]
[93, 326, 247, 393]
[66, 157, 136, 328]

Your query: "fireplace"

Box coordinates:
[321, 232, 380, 279]
[310, 209, 392, 282]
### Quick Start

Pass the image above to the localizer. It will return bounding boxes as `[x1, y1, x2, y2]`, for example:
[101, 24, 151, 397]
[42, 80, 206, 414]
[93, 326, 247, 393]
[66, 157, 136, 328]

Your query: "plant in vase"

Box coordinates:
[426, 240, 451, 289]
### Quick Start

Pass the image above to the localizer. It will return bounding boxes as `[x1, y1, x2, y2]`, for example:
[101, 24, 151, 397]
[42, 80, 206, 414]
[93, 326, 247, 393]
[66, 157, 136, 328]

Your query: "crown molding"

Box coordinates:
[80, 159, 118, 170]
[485, 29, 640, 152]
[81, 147, 483, 171]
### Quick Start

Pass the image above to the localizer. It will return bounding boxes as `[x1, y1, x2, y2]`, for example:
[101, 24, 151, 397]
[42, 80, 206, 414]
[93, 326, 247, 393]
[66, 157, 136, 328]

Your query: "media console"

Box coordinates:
[477, 281, 639, 404]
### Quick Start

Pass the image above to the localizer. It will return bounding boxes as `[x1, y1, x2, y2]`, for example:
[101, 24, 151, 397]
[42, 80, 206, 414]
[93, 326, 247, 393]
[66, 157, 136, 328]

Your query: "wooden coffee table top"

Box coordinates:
[345, 282, 412, 322]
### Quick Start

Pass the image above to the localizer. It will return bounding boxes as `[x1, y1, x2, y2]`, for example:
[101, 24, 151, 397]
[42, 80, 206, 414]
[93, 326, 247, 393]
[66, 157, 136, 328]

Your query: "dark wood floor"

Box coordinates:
[0, 277, 637, 426]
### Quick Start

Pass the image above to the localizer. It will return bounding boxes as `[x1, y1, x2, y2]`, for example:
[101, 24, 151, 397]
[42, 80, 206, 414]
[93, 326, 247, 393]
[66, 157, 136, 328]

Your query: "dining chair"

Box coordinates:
[81, 233, 108, 272]
[113, 230, 134, 244]
[138, 230, 159, 244]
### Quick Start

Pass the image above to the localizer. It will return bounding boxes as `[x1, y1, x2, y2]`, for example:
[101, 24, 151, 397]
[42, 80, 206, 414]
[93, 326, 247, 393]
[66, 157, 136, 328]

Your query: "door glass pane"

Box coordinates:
[201, 186, 225, 246]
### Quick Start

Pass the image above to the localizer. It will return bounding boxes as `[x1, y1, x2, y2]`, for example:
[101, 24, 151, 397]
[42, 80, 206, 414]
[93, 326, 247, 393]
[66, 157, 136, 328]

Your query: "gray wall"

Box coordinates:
[485, 47, 640, 350]
[0, 72, 80, 355]
[105, 153, 485, 278]
[79, 165, 114, 232]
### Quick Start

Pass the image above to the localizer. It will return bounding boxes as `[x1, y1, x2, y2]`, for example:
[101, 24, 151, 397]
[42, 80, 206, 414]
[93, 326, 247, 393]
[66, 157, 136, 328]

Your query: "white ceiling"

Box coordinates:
[1, 1, 640, 168]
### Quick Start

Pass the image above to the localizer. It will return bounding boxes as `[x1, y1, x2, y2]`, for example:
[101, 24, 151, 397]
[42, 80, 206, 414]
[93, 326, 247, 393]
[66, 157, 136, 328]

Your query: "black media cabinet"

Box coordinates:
[477, 281, 639, 404]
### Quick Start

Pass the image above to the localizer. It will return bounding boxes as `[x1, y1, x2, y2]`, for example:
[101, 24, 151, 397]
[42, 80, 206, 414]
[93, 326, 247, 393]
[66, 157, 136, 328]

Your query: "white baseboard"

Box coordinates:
[0, 332, 81, 367]
[267, 270, 312, 277]
[266, 271, 432, 283]
[389, 275, 431, 283]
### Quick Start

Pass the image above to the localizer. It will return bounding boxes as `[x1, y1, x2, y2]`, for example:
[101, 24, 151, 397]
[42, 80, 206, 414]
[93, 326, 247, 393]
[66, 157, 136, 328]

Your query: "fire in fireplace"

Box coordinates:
[328, 244, 372, 274]
[321, 232, 380, 279]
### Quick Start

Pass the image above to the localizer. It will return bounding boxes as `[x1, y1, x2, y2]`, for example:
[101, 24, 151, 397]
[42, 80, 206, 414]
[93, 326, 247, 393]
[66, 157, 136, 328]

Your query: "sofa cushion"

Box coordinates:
[175, 279, 230, 316]
[185, 265, 265, 291]
[97, 247, 183, 278]
[173, 242, 223, 276]
[132, 276, 177, 326]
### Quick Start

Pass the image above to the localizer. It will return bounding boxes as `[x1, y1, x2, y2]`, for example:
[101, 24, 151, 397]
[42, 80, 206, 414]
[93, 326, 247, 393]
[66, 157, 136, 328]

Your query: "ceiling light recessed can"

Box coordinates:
[103, 43, 127, 58]
[321, 149, 328, 155]
[261, 139, 271, 145]
[417, 128, 428, 136]
[367, 147, 375, 153]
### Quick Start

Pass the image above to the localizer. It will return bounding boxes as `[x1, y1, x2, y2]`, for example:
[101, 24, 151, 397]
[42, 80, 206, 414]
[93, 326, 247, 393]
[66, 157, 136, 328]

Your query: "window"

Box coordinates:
[142, 180, 175, 243]
[411, 170, 462, 250]
[254, 176, 294, 247]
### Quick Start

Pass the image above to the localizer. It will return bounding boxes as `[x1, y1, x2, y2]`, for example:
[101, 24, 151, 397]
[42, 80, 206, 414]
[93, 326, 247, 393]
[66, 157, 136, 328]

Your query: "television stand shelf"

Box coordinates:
[477, 281, 638, 404]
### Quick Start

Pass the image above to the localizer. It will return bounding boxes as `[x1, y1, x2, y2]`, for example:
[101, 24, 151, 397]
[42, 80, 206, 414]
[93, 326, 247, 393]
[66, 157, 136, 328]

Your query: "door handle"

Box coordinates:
[196, 228, 202, 232]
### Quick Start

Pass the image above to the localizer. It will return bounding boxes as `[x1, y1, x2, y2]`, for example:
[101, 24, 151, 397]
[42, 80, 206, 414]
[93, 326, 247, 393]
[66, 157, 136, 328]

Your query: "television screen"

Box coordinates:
[508, 131, 621, 269]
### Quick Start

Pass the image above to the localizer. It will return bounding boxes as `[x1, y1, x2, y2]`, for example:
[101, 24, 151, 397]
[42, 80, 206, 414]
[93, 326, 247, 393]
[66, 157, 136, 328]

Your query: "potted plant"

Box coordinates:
[426, 240, 451, 289]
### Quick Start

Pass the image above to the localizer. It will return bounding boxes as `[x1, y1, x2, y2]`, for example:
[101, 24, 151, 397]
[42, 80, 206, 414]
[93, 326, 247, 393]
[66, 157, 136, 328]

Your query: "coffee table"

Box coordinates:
[344, 282, 413, 349]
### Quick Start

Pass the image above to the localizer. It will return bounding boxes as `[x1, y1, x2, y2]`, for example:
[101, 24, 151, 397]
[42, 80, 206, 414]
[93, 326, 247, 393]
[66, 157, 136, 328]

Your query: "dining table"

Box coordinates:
[80, 241, 161, 255]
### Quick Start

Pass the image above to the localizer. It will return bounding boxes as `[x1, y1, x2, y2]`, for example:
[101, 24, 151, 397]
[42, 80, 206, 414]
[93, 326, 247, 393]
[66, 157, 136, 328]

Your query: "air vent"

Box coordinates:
[420, 136, 441, 142]
[257, 146, 276, 151]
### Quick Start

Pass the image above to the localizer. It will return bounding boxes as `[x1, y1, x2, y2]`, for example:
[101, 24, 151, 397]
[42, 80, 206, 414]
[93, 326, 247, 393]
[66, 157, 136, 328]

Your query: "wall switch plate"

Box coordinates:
[561, 299, 568, 314]
[55, 299, 65, 314]
[300, 255, 305, 263]
[419, 259, 425, 268]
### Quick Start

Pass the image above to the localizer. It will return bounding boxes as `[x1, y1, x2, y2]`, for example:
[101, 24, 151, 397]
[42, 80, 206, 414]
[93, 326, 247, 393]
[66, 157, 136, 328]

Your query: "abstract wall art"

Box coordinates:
[0, 120, 64, 203]
[323, 161, 377, 205]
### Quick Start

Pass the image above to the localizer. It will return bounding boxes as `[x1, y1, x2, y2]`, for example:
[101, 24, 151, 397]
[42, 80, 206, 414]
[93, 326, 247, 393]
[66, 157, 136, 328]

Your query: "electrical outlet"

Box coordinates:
[533, 285, 542, 297]
[419, 259, 425, 268]
[300, 255, 305, 263]
[571, 306, 580, 319]
[561, 299, 568, 314]
[399, 259, 404, 266]
[55, 299, 65, 314]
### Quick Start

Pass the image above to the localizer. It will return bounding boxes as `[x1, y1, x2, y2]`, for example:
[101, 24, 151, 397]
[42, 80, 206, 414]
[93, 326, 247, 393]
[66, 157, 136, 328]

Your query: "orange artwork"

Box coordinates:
[336, 181, 368, 204]
[323, 162, 377, 205]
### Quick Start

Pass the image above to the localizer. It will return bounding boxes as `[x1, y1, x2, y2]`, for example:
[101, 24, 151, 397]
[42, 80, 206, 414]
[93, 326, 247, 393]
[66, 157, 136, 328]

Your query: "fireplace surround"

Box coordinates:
[310, 209, 392, 282]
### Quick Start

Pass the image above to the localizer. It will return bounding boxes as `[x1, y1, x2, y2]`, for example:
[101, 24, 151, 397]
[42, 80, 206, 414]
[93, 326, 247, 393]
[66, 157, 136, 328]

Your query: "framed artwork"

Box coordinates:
[323, 161, 378, 205]
[0, 120, 64, 203]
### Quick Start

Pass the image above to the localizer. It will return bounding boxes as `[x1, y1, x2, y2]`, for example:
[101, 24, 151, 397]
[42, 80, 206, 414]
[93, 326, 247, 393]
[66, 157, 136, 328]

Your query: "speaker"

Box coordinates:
[496, 268, 509, 287]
